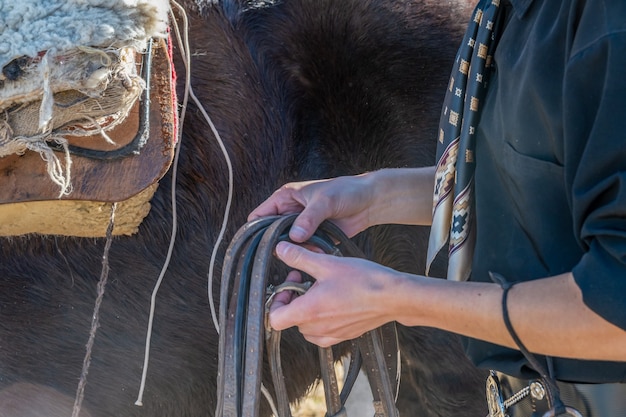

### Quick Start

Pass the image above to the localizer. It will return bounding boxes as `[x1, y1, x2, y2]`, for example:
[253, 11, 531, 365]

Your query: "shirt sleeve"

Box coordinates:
[565, 32, 626, 330]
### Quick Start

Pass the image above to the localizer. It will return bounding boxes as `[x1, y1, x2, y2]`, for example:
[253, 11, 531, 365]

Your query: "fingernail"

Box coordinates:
[290, 226, 307, 241]
[276, 241, 289, 257]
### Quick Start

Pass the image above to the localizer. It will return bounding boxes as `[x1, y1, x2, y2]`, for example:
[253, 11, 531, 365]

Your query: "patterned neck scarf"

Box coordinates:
[426, 0, 504, 281]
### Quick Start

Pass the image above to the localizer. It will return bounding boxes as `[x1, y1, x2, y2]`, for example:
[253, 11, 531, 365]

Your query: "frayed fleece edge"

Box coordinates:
[0, 0, 170, 66]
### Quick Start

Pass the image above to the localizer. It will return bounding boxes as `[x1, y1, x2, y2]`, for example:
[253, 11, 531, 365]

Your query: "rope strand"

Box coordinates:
[135, 0, 235, 405]
[72, 202, 117, 417]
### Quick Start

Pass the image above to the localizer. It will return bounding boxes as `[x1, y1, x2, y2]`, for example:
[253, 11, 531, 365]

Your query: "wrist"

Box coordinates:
[378, 271, 432, 327]
[366, 167, 435, 227]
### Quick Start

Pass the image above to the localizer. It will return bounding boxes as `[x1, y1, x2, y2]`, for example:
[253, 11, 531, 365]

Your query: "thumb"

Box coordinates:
[268, 294, 301, 331]
[275, 241, 323, 278]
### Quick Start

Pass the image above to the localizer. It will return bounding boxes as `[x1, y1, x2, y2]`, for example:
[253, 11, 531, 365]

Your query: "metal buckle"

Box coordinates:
[486, 372, 507, 417]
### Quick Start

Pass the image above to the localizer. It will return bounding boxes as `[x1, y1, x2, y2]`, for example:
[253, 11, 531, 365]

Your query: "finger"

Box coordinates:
[269, 295, 303, 331]
[247, 199, 293, 221]
[269, 270, 302, 310]
[249, 182, 315, 221]
[288, 200, 332, 242]
[274, 241, 329, 278]
[299, 242, 326, 254]
[302, 334, 346, 348]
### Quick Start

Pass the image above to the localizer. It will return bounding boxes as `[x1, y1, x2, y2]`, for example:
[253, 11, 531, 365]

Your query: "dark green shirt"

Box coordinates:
[468, 0, 626, 382]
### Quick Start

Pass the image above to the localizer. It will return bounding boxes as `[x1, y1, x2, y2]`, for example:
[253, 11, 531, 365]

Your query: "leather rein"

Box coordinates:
[216, 214, 400, 417]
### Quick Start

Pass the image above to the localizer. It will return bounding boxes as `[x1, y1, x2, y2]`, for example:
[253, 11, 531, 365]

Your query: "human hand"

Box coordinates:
[249, 167, 437, 243]
[248, 174, 375, 243]
[268, 241, 400, 347]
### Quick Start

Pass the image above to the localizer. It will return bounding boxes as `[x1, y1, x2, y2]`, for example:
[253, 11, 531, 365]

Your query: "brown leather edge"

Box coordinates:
[0, 38, 176, 204]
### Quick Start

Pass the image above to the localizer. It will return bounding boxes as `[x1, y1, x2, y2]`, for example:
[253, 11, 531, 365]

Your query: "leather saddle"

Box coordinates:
[0, 38, 177, 237]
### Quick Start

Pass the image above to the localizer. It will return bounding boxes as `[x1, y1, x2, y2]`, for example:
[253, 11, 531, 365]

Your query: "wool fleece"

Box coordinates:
[0, 0, 170, 66]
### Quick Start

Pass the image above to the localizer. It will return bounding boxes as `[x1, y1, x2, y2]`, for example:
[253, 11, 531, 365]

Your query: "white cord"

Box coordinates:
[134, 0, 189, 406]
[168, 0, 234, 338]
[135, 4, 278, 416]
[135, 0, 235, 406]
[189, 88, 233, 335]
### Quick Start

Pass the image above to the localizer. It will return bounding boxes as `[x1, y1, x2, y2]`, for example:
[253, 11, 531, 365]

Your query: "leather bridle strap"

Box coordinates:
[216, 214, 399, 417]
[358, 325, 400, 417]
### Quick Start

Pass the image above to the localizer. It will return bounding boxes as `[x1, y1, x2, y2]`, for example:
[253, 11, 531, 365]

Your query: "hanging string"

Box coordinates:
[134, 0, 235, 406]
[133, 0, 187, 406]
[72, 202, 117, 417]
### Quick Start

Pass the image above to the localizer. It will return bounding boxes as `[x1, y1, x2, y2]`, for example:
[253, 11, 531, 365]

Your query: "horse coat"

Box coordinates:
[0, 1, 487, 416]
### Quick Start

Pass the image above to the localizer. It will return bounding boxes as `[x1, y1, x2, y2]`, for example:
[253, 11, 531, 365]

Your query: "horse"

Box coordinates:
[0, 0, 487, 415]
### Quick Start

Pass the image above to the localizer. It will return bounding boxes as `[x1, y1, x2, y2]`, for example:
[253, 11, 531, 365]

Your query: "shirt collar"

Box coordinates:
[508, 0, 534, 18]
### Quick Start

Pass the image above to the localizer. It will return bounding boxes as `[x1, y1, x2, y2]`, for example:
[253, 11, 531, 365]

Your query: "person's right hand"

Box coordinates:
[248, 173, 375, 242]
[268, 240, 406, 347]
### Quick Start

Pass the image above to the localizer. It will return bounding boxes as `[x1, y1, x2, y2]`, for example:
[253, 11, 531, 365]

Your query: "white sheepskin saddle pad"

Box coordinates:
[0, 0, 170, 196]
